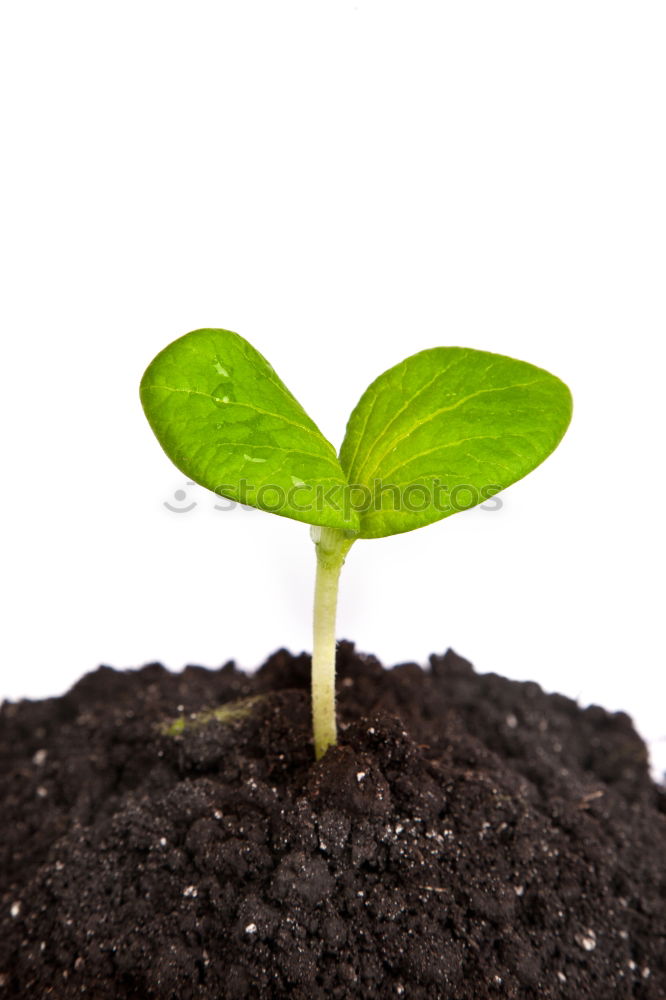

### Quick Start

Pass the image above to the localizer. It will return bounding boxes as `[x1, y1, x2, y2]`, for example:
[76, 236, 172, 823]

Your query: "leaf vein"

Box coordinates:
[145, 384, 339, 464]
[350, 354, 463, 482]
[380, 434, 514, 480]
[358, 379, 545, 485]
[205, 440, 346, 467]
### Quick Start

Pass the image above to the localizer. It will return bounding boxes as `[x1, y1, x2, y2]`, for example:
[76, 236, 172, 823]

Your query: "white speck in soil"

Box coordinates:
[32, 748, 47, 766]
[36, 786, 48, 798]
[159, 838, 167, 847]
[642, 968, 651, 979]
[396, 986, 405, 995]
[0, 973, 8, 987]
[244, 923, 257, 935]
[557, 971, 567, 983]
[368, 727, 375, 734]
[575, 929, 597, 951]
[514, 885, 525, 896]
[183, 885, 198, 898]
[395, 823, 404, 834]
[619, 929, 629, 939]
[10, 902, 21, 918]
[493, 974, 503, 984]
[213, 809, 223, 820]
[628, 960, 637, 970]
[505, 713, 518, 728]
[356, 771, 367, 783]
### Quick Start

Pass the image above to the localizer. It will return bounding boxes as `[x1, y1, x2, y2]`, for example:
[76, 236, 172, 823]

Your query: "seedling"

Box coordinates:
[141, 330, 572, 759]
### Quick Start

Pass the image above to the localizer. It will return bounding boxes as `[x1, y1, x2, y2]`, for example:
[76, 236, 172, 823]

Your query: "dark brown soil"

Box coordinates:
[1, 644, 665, 999]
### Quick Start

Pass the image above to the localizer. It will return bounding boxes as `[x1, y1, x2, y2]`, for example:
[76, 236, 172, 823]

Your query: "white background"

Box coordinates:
[1, 3, 664, 772]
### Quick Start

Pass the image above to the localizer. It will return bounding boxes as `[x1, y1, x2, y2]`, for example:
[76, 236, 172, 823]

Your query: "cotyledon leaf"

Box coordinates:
[339, 347, 572, 539]
[140, 329, 360, 533]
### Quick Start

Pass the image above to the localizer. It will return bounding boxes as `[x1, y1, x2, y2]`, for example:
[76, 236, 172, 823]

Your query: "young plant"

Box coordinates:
[140, 330, 572, 759]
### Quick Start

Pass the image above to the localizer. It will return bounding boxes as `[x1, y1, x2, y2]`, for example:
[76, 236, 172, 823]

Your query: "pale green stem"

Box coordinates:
[310, 525, 354, 760]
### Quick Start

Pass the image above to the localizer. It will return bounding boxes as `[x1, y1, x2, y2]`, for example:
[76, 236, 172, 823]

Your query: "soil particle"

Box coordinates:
[1, 643, 665, 998]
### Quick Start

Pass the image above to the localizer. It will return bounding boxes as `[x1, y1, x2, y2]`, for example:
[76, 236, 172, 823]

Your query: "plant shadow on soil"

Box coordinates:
[1, 643, 665, 999]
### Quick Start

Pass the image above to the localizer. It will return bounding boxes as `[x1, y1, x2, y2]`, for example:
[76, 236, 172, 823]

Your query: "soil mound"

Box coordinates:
[1, 644, 664, 998]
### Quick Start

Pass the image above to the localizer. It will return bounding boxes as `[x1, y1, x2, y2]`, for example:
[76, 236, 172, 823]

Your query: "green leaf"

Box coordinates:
[339, 347, 572, 539]
[140, 329, 360, 533]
